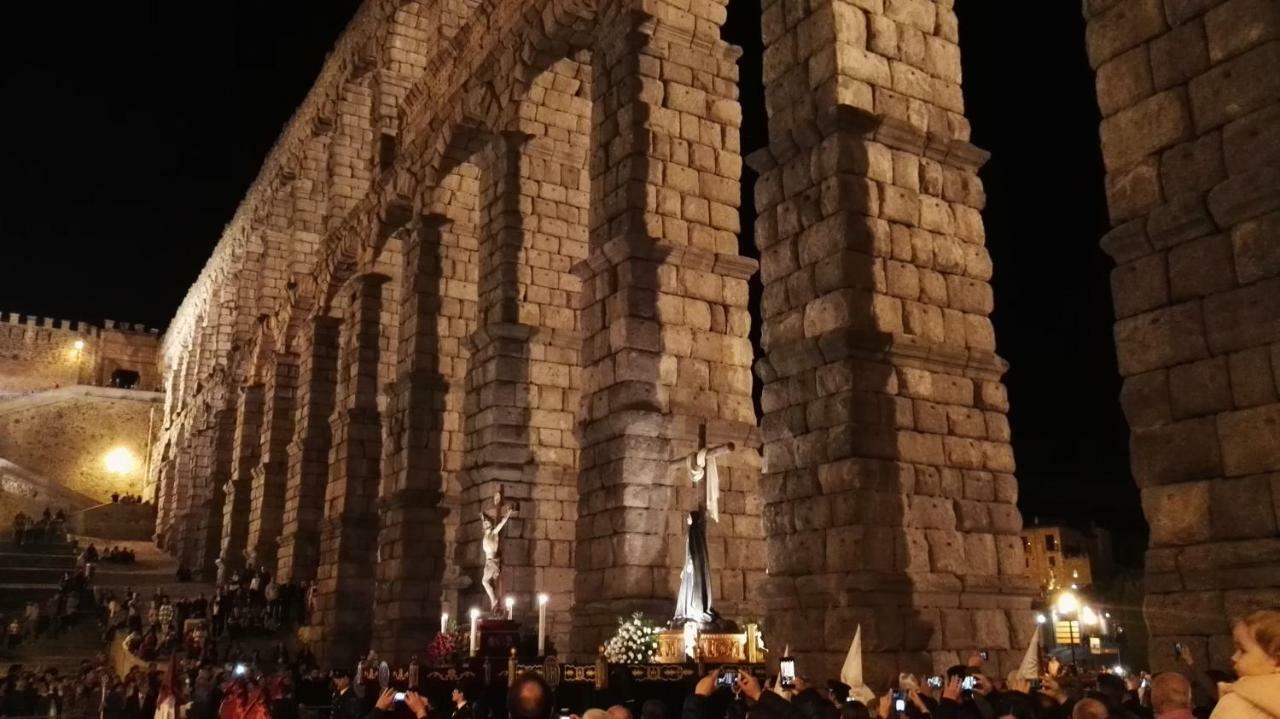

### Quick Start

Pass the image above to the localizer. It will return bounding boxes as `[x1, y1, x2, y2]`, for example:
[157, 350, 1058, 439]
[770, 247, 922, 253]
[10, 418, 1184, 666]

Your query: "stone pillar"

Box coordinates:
[247, 351, 299, 571]
[192, 399, 236, 580]
[1084, 0, 1280, 671]
[308, 274, 388, 669]
[278, 317, 341, 583]
[568, 0, 765, 653]
[749, 0, 1033, 683]
[373, 218, 468, 662]
[222, 384, 265, 575]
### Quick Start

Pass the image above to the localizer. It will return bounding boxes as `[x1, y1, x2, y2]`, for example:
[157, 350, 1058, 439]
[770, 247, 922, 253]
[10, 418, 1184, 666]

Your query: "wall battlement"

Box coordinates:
[0, 309, 162, 395]
[0, 311, 161, 337]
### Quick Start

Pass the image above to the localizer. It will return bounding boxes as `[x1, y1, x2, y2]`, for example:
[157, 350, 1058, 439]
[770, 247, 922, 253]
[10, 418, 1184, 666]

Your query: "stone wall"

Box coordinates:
[147, 0, 1277, 676]
[0, 386, 162, 523]
[73, 501, 157, 540]
[0, 313, 161, 397]
[1085, 0, 1280, 673]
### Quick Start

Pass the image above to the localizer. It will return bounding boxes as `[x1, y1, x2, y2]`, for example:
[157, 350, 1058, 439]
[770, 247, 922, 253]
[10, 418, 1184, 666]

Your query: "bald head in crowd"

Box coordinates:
[607, 706, 633, 719]
[1072, 698, 1109, 719]
[1151, 673, 1192, 716]
[508, 673, 553, 719]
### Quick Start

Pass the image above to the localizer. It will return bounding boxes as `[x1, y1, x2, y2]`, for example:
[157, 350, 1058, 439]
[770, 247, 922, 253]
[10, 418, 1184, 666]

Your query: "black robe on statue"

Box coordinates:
[673, 511, 719, 626]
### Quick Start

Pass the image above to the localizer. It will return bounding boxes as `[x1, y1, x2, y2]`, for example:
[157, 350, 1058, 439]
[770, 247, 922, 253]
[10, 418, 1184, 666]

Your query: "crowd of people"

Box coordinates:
[4, 572, 1278, 719]
[109, 494, 146, 505]
[109, 567, 311, 667]
[1, 567, 95, 649]
[99, 608, 1280, 719]
[11, 508, 68, 546]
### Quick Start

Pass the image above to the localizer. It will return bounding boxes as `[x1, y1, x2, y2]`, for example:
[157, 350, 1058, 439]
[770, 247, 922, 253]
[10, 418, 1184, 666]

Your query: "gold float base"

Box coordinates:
[652, 624, 763, 664]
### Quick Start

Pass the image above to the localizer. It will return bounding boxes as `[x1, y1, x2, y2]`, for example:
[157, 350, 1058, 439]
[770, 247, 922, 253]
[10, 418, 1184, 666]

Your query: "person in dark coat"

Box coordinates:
[332, 669, 364, 719]
[452, 684, 475, 719]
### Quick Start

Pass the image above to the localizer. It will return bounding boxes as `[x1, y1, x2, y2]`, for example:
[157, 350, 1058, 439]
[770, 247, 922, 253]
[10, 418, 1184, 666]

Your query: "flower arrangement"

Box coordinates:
[424, 629, 468, 666]
[603, 613, 659, 664]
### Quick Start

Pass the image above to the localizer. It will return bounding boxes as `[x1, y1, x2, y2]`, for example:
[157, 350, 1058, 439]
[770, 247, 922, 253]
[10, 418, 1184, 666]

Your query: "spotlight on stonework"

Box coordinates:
[73, 339, 85, 351]
[1035, 613, 1047, 624]
[104, 446, 138, 474]
[1055, 590, 1080, 615]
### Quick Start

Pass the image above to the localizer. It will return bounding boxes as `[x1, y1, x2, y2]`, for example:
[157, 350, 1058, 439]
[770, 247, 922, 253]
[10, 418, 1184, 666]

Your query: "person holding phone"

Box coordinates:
[683, 670, 783, 719]
[372, 688, 431, 719]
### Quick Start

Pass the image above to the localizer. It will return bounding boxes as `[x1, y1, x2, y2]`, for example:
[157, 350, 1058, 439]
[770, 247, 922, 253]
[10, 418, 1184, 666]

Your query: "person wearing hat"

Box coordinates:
[331, 669, 363, 719]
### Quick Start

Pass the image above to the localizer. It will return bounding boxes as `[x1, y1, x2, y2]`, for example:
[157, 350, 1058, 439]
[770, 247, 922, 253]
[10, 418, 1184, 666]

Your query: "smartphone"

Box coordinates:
[394, 692, 407, 703]
[892, 690, 906, 713]
[979, 650, 989, 661]
[717, 669, 738, 688]
[927, 676, 943, 689]
[1030, 679, 1043, 692]
[780, 657, 796, 690]
[961, 676, 976, 691]
[233, 664, 248, 677]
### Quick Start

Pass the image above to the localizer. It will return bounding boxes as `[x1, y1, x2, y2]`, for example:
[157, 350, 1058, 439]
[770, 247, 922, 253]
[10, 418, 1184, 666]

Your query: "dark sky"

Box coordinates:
[0, 2, 1144, 564]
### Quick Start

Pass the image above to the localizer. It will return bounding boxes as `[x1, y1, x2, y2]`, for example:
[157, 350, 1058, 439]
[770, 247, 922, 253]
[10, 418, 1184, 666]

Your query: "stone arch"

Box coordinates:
[454, 44, 595, 649]
[383, 126, 485, 658]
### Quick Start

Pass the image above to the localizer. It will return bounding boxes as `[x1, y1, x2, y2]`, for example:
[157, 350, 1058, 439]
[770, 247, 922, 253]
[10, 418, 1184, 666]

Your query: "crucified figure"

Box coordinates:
[480, 490, 515, 613]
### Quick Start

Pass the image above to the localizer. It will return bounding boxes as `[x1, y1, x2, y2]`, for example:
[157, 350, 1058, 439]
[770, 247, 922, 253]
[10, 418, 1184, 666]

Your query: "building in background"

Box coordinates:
[0, 311, 161, 397]
[1022, 522, 1115, 594]
[0, 311, 162, 528]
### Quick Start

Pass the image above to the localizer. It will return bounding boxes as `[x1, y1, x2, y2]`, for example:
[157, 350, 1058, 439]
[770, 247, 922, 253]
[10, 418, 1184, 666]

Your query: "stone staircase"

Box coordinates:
[0, 534, 102, 673]
[0, 536, 78, 611]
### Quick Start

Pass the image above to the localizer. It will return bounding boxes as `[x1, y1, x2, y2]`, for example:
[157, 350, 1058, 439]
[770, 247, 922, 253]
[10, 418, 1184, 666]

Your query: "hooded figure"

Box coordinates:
[840, 625, 876, 705]
[672, 511, 719, 626]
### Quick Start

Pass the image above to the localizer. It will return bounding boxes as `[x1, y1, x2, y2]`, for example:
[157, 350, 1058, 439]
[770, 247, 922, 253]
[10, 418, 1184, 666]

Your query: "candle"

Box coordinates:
[469, 607, 480, 657]
[537, 593, 549, 656]
[441, 612, 449, 634]
[504, 596, 515, 620]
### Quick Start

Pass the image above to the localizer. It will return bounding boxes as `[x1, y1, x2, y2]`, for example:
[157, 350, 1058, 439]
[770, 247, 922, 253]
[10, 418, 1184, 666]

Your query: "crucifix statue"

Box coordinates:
[480, 487, 515, 614]
[672, 424, 735, 629]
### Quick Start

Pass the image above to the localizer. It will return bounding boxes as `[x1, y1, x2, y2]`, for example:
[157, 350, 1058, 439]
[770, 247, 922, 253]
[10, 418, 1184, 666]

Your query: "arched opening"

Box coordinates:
[459, 49, 592, 653]
[110, 368, 140, 389]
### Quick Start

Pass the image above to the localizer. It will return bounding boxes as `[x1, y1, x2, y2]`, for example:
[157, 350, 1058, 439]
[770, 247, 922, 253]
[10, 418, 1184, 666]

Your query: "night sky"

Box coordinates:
[0, 2, 1144, 564]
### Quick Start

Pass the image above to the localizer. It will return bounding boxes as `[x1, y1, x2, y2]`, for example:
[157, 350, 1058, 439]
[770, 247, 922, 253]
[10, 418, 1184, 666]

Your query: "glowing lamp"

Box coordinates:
[104, 447, 138, 474]
[1055, 591, 1080, 615]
